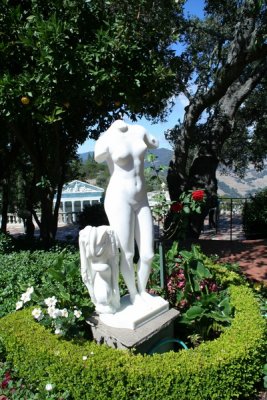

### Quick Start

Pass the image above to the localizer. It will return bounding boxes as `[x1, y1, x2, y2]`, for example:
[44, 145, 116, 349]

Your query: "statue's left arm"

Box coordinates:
[143, 130, 159, 149]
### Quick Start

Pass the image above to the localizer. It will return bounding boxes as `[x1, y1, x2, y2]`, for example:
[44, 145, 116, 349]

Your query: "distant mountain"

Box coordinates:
[78, 149, 267, 197]
[78, 148, 174, 166]
[145, 148, 173, 168]
[217, 164, 267, 198]
[78, 151, 94, 163]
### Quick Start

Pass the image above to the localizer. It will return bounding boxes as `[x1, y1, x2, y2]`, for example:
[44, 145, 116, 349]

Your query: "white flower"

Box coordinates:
[32, 308, 44, 321]
[82, 356, 88, 360]
[90, 351, 94, 355]
[74, 309, 82, 318]
[19, 286, 34, 303]
[54, 326, 63, 335]
[61, 308, 68, 318]
[47, 307, 61, 319]
[44, 296, 57, 308]
[45, 383, 53, 391]
[47, 306, 55, 317]
[20, 292, 31, 303]
[26, 286, 34, 295]
[161, 182, 166, 189]
[16, 301, 24, 310]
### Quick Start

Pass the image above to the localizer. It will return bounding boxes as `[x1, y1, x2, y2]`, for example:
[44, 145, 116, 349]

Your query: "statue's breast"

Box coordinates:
[110, 136, 147, 167]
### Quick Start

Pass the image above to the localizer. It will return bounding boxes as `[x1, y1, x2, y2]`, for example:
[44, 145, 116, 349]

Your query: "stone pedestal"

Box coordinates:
[87, 307, 180, 354]
[99, 294, 169, 330]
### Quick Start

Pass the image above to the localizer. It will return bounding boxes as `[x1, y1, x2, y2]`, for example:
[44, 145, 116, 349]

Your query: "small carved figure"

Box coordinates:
[79, 225, 120, 314]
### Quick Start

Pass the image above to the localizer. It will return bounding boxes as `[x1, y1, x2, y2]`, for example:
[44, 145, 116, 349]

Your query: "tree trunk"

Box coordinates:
[167, 57, 267, 240]
[39, 188, 56, 246]
[0, 181, 9, 234]
[187, 152, 219, 238]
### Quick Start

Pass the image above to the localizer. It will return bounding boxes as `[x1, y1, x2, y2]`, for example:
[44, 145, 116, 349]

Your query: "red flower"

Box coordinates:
[171, 202, 183, 212]
[192, 190, 205, 202]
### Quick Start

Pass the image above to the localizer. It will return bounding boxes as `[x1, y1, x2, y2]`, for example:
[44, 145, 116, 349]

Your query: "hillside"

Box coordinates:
[78, 150, 267, 197]
[217, 165, 267, 198]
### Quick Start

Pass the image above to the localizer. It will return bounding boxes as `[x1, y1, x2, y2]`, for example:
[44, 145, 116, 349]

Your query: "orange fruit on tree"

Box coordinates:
[21, 96, 30, 105]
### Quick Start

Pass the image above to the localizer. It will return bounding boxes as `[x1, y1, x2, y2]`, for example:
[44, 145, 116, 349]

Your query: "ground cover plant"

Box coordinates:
[0, 243, 94, 334]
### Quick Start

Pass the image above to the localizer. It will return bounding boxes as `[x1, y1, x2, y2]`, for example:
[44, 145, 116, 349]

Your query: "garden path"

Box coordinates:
[196, 238, 267, 283]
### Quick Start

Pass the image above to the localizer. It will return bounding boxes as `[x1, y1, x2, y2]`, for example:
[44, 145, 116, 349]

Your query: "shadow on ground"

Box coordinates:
[196, 239, 267, 282]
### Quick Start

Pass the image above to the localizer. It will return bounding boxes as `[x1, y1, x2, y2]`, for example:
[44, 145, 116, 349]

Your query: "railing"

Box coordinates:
[151, 197, 249, 242]
[4, 198, 249, 241]
[202, 197, 248, 241]
[4, 212, 81, 226]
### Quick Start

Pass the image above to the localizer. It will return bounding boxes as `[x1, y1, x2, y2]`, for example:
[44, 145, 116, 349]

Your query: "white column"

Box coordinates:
[62, 201, 66, 223]
[72, 201, 75, 222]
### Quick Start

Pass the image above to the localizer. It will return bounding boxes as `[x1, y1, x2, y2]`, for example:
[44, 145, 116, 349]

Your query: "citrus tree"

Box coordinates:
[0, 0, 184, 243]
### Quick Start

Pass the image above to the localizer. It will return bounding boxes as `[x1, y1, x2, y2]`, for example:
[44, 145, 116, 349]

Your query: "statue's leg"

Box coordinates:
[135, 205, 154, 296]
[105, 200, 137, 303]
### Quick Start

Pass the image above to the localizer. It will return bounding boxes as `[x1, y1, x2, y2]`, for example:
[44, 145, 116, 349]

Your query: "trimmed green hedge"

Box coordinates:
[0, 285, 266, 400]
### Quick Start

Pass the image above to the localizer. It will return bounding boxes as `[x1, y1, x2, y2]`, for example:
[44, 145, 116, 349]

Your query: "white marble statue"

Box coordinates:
[94, 120, 159, 306]
[79, 225, 120, 314]
[79, 120, 169, 329]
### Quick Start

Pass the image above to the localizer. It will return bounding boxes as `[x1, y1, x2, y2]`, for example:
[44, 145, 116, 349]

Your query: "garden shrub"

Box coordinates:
[242, 187, 267, 239]
[0, 285, 266, 400]
[0, 232, 15, 254]
[0, 249, 82, 318]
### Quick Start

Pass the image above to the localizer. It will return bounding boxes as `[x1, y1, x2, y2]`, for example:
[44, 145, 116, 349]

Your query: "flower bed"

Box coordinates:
[0, 284, 266, 400]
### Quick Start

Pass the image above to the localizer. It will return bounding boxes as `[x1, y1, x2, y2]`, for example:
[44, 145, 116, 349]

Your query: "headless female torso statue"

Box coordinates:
[94, 120, 158, 306]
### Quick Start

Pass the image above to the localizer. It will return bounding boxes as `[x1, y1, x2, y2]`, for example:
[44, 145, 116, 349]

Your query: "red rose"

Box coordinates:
[171, 202, 183, 212]
[192, 190, 205, 202]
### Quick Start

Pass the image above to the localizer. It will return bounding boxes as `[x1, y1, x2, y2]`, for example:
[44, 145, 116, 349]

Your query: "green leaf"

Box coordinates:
[193, 279, 200, 291]
[179, 250, 192, 260]
[196, 262, 212, 278]
[185, 305, 204, 320]
[58, 289, 71, 302]
[210, 311, 231, 322]
[183, 206, 190, 214]
[219, 297, 232, 316]
[146, 153, 156, 162]
[65, 261, 78, 278]
[47, 268, 65, 283]
[52, 254, 64, 270]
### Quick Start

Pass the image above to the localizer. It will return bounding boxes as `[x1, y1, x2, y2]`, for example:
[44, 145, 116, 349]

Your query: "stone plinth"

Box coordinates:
[87, 307, 180, 354]
[99, 294, 169, 330]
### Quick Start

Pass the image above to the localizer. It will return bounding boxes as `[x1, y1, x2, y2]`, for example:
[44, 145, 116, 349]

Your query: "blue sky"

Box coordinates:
[77, 0, 204, 154]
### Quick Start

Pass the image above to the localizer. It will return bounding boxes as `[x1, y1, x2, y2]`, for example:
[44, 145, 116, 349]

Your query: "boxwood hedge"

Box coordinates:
[0, 284, 266, 400]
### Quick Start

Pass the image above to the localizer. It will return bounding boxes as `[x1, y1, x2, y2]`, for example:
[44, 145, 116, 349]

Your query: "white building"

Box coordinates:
[54, 180, 104, 222]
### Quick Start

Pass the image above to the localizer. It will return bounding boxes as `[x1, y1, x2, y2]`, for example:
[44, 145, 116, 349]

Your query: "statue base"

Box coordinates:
[87, 307, 180, 354]
[99, 294, 169, 330]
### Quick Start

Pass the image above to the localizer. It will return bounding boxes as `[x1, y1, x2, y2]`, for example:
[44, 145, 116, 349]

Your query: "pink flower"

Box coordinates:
[192, 190, 205, 201]
[1, 371, 12, 388]
[177, 281, 185, 289]
[178, 299, 188, 309]
[209, 282, 218, 292]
